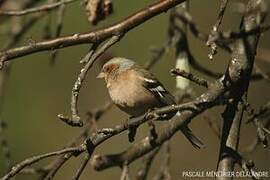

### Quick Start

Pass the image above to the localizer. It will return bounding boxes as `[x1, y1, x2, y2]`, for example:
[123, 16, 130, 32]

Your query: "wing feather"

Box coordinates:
[133, 66, 176, 106]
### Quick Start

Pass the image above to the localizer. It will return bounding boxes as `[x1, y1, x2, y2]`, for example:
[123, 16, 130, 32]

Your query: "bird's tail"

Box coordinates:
[181, 126, 205, 149]
[175, 111, 205, 148]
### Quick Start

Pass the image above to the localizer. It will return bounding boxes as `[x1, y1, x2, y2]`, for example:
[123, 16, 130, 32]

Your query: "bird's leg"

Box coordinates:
[127, 116, 138, 143]
[145, 108, 169, 121]
[144, 109, 159, 145]
[147, 120, 158, 146]
[144, 108, 161, 120]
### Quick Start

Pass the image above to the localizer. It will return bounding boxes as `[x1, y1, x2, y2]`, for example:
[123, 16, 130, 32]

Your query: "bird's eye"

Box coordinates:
[104, 64, 118, 73]
[104, 66, 110, 72]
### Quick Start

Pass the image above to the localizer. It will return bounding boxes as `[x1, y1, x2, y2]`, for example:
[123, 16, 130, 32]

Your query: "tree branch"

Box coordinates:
[171, 68, 210, 88]
[1, 146, 85, 180]
[217, 0, 266, 179]
[58, 34, 122, 127]
[0, 0, 186, 68]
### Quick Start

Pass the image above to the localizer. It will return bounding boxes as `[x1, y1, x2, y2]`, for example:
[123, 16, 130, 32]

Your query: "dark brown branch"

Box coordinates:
[0, 0, 186, 68]
[217, 0, 266, 179]
[218, 96, 246, 178]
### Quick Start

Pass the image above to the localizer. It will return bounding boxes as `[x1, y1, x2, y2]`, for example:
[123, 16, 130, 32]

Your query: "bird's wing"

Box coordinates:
[133, 66, 176, 106]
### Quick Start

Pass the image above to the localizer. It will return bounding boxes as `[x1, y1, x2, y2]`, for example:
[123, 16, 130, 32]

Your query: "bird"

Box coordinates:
[97, 57, 204, 148]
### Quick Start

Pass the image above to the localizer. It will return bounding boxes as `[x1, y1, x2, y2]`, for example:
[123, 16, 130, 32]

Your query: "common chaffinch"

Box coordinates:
[97, 57, 204, 148]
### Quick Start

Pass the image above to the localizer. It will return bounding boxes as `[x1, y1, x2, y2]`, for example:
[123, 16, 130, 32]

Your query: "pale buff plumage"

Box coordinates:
[107, 68, 162, 116]
[97, 57, 204, 148]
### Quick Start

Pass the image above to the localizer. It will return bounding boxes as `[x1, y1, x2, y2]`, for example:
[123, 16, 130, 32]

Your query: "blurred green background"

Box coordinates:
[0, 0, 269, 179]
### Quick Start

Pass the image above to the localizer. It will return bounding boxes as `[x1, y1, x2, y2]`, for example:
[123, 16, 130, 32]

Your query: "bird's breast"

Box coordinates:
[107, 74, 159, 116]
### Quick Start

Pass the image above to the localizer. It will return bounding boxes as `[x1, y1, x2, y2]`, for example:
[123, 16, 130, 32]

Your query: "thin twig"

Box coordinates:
[49, 1, 66, 65]
[72, 154, 90, 180]
[145, 39, 173, 70]
[120, 162, 130, 180]
[203, 115, 221, 139]
[254, 63, 270, 83]
[206, 0, 229, 60]
[171, 68, 210, 88]
[136, 147, 161, 180]
[58, 34, 122, 127]
[0, 118, 11, 172]
[151, 142, 171, 180]
[1, 146, 85, 180]
[3, 13, 44, 49]
[42, 102, 111, 180]
[0, 0, 78, 16]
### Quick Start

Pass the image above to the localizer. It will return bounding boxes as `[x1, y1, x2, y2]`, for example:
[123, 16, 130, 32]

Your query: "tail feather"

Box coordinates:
[181, 126, 205, 149]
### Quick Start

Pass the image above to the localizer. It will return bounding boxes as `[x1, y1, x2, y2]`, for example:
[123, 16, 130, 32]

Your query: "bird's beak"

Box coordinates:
[96, 72, 105, 79]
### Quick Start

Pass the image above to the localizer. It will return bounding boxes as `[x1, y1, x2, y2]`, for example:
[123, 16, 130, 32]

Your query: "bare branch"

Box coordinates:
[136, 147, 161, 180]
[58, 34, 122, 127]
[42, 102, 111, 180]
[217, 0, 266, 178]
[49, 1, 66, 65]
[120, 162, 130, 180]
[171, 68, 210, 88]
[72, 153, 91, 180]
[207, 0, 229, 59]
[0, 0, 186, 68]
[0, 118, 11, 172]
[1, 146, 85, 180]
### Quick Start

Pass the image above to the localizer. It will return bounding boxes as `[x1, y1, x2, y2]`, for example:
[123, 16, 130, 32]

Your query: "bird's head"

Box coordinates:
[97, 57, 135, 81]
